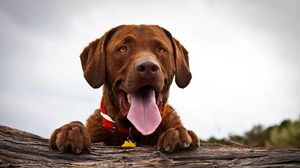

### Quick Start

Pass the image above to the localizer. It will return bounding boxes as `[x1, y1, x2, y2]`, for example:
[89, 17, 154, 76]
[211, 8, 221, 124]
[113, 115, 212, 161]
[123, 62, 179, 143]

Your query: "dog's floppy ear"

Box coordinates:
[172, 38, 192, 88]
[160, 27, 192, 88]
[80, 27, 119, 88]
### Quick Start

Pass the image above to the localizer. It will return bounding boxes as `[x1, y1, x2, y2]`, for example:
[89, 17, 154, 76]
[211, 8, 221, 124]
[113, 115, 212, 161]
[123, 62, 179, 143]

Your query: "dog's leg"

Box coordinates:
[157, 127, 200, 152]
[156, 106, 200, 152]
[49, 121, 91, 154]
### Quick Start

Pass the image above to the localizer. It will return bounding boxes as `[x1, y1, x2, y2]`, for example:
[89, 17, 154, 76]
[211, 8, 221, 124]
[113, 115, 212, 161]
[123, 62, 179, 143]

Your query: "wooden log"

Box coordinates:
[0, 125, 299, 167]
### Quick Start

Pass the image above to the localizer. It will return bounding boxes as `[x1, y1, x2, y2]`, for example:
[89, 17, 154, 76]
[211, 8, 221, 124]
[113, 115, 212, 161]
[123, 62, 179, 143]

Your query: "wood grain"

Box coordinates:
[0, 125, 299, 167]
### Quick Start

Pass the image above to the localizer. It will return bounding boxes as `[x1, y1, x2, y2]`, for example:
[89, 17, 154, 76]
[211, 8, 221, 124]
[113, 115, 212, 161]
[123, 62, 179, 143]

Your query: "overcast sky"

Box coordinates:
[0, 0, 299, 139]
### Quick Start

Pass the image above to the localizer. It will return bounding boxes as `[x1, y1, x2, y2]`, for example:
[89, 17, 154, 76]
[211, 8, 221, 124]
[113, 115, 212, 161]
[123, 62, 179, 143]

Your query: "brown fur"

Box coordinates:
[49, 25, 200, 153]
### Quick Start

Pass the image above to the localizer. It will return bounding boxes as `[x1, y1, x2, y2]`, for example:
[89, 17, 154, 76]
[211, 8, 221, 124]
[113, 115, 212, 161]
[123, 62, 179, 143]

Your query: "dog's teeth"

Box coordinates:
[127, 94, 131, 104]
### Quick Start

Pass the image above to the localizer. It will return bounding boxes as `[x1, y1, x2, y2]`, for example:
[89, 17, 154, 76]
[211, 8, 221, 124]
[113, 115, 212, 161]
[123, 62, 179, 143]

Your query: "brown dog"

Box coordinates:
[49, 25, 200, 153]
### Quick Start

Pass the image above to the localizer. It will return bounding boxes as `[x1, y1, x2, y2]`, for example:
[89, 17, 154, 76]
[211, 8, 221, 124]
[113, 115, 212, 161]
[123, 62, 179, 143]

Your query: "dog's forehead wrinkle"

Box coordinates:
[119, 35, 137, 44]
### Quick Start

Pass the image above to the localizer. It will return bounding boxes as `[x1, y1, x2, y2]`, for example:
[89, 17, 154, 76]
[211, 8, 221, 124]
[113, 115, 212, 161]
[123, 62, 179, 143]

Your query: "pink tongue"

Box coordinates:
[127, 89, 161, 135]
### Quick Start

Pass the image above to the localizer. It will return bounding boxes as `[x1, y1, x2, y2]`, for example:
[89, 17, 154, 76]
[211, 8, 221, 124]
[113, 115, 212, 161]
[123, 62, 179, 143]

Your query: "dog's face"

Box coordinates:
[80, 25, 191, 135]
[105, 25, 175, 114]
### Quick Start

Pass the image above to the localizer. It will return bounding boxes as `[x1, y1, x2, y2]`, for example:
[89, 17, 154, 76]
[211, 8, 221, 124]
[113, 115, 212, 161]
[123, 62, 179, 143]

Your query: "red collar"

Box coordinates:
[99, 97, 168, 135]
[100, 98, 140, 135]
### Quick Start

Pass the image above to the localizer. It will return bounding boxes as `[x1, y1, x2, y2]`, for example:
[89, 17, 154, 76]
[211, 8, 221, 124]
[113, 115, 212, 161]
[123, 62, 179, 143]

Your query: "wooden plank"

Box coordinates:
[0, 125, 299, 167]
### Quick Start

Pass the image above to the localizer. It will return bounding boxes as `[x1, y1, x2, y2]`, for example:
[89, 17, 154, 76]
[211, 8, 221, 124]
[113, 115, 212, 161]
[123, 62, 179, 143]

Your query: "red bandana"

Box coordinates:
[99, 97, 168, 135]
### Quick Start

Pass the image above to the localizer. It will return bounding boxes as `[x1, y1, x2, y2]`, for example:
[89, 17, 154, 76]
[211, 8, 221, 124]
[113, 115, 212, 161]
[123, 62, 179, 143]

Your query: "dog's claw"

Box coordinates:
[74, 148, 82, 154]
[183, 142, 190, 148]
[58, 146, 65, 152]
[165, 146, 170, 152]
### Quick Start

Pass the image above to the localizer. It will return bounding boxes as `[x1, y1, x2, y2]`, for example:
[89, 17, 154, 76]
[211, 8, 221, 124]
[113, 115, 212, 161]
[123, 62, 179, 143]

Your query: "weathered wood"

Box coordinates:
[0, 125, 299, 167]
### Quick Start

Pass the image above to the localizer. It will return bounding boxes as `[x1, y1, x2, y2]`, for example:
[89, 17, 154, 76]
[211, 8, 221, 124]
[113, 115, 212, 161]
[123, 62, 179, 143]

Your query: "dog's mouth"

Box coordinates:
[118, 86, 163, 135]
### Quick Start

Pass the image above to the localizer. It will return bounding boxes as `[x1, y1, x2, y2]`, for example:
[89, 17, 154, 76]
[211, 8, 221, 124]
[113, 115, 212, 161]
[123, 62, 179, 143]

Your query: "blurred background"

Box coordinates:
[0, 0, 299, 147]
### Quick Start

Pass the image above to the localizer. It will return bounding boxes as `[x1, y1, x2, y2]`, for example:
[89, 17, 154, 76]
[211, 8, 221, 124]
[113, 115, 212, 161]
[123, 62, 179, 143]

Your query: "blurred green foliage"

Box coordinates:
[205, 117, 300, 148]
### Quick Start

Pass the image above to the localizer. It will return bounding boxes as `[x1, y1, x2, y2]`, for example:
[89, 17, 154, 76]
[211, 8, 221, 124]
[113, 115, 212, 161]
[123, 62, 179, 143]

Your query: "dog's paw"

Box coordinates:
[157, 127, 200, 152]
[49, 121, 91, 154]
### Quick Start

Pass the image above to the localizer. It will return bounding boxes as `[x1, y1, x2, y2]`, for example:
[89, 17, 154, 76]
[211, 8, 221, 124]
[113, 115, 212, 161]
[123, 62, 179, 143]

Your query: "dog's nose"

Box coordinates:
[136, 60, 160, 78]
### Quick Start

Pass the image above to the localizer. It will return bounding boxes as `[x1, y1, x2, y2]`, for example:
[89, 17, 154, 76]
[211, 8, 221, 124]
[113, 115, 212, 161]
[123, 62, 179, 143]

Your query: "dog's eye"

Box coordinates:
[157, 47, 166, 54]
[118, 46, 128, 53]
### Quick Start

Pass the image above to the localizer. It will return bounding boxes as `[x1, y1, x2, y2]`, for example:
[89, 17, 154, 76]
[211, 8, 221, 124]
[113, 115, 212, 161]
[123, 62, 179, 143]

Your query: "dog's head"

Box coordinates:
[80, 25, 191, 135]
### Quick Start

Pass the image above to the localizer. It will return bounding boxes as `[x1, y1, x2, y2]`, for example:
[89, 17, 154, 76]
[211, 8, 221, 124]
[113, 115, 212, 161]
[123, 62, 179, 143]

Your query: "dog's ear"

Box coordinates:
[172, 38, 192, 88]
[160, 27, 192, 88]
[80, 27, 119, 88]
